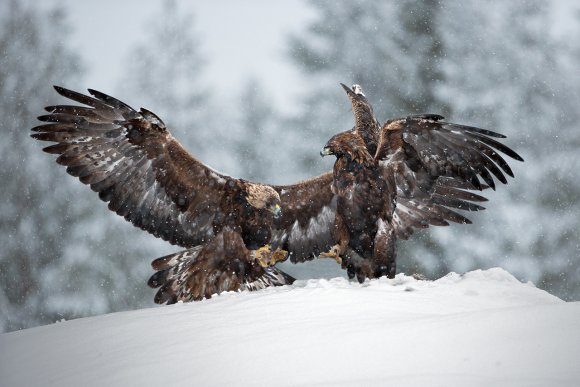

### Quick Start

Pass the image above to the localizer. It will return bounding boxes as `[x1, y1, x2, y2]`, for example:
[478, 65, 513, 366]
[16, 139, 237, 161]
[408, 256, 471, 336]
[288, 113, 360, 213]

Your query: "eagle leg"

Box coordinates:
[340, 248, 370, 282]
[340, 248, 395, 283]
[320, 212, 349, 264]
[271, 247, 289, 265]
[254, 245, 288, 267]
[319, 245, 344, 265]
[373, 222, 397, 279]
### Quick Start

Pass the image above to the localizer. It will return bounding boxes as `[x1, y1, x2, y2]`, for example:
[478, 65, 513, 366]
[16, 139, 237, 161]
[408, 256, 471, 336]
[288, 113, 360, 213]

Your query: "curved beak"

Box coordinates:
[340, 82, 353, 96]
[320, 147, 333, 157]
[340, 82, 366, 99]
[269, 204, 282, 219]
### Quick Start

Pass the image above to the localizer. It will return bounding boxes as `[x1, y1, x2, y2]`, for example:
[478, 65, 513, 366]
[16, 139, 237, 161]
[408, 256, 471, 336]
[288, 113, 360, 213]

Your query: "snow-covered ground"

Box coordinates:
[1, 268, 579, 387]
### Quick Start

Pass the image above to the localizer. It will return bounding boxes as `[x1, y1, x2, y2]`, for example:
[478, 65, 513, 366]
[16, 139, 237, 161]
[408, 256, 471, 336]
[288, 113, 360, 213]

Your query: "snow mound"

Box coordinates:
[1, 268, 579, 387]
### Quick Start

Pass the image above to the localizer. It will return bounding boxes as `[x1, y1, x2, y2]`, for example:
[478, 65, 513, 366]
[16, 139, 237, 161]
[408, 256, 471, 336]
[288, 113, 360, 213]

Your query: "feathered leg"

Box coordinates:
[339, 218, 397, 282]
[320, 212, 349, 264]
[372, 219, 397, 279]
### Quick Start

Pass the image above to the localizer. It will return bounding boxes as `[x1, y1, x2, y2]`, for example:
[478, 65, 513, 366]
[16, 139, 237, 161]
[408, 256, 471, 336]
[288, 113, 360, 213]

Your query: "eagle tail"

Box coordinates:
[148, 247, 204, 304]
[148, 247, 295, 304]
[242, 267, 296, 292]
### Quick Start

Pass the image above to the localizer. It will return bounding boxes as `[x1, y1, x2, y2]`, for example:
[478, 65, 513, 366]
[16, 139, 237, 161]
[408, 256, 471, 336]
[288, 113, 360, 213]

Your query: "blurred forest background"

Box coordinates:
[1, 0, 579, 333]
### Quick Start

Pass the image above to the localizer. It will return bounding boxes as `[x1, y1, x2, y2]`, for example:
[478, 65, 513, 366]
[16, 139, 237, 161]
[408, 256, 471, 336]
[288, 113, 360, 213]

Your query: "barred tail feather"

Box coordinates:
[148, 242, 295, 304]
[148, 247, 204, 304]
[243, 267, 296, 292]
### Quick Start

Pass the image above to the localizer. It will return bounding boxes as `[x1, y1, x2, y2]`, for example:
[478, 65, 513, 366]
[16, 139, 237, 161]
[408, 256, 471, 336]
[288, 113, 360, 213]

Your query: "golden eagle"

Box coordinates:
[32, 84, 522, 302]
[320, 84, 523, 281]
[32, 86, 339, 303]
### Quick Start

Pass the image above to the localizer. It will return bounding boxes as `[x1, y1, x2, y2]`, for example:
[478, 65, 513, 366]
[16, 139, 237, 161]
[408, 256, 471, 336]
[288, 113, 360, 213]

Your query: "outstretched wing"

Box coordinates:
[272, 173, 337, 263]
[376, 114, 523, 238]
[148, 228, 295, 304]
[31, 86, 239, 248]
[376, 114, 524, 193]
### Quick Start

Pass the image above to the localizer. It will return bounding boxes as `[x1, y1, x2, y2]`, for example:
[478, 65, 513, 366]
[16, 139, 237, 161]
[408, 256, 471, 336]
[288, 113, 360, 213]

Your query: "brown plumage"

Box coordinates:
[147, 228, 295, 303]
[339, 83, 381, 156]
[31, 84, 523, 299]
[32, 86, 339, 303]
[321, 84, 524, 281]
[322, 130, 397, 279]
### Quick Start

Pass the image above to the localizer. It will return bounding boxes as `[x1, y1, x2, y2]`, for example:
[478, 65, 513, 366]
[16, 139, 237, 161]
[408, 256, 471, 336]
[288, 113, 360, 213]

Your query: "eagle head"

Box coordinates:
[245, 184, 282, 218]
[321, 131, 374, 167]
[321, 131, 350, 158]
[340, 83, 375, 126]
[340, 83, 366, 99]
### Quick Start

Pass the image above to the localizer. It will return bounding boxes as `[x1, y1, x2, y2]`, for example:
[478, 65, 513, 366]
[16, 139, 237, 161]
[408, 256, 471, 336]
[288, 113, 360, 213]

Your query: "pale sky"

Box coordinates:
[43, 0, 315, 111]
[39, 0, 578, 114]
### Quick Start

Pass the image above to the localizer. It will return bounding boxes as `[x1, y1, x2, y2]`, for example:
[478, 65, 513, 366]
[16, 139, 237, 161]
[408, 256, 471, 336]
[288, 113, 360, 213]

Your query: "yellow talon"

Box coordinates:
[255, 246, 288, 267]
[271, 248, 289, 265]
[255, 245, 272, 268]
[256, 244, 271, 254]
[320, 245, 343, 265]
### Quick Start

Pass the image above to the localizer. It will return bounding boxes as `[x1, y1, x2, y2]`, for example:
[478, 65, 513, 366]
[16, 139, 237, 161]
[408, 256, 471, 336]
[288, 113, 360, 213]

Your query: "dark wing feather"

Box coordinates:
[392, 177, 489, 240]
[271, 172, 337, 263]
[375, 115, 519, 239]
[376, 115, 523, 193]
[31, 86, 240, 248]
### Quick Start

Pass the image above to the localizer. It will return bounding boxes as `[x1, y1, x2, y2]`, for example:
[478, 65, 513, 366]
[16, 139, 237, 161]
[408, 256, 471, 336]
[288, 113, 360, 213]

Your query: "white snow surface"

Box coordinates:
[1, 268, 579, 387]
